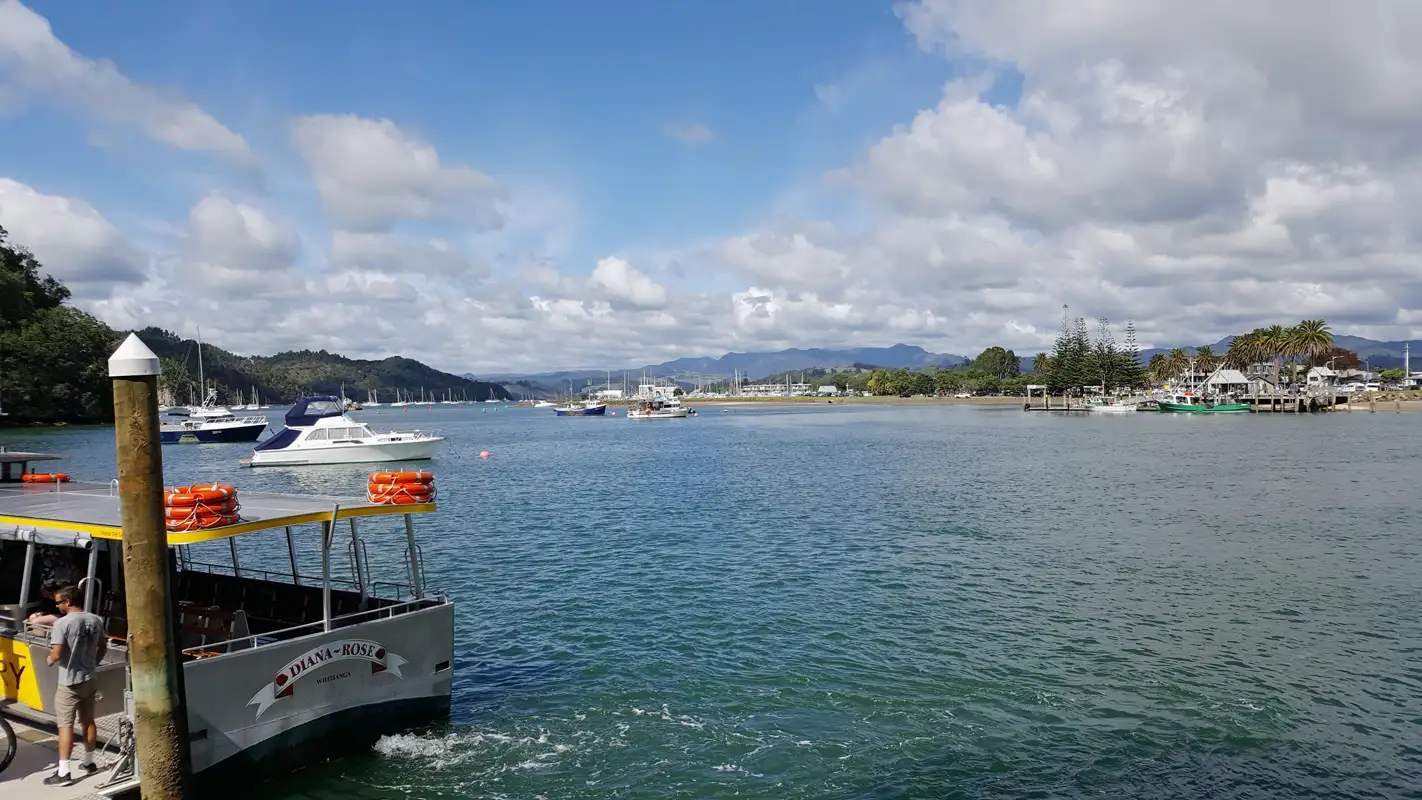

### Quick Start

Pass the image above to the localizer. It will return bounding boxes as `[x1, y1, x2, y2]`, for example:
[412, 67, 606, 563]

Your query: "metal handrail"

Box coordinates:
[180, 560, 361, 593]
[182, 595, 447, 656]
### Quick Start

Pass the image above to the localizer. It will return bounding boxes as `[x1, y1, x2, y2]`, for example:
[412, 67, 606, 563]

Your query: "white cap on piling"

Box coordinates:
[108, 333, 161, 378]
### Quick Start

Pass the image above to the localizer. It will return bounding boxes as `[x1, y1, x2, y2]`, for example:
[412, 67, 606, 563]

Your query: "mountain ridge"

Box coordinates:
[473, 333, 1415, 397]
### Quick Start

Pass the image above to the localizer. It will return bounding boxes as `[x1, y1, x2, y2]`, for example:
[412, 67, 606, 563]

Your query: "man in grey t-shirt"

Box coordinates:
[44, 584, 107, 786]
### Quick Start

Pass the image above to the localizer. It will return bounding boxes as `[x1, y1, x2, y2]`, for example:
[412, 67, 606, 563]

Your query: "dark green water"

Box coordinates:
[5, 405, 1420, 798]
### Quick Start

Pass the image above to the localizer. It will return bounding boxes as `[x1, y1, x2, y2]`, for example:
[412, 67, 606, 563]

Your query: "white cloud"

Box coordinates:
[291, 114, 506, 231]
[0, 178, 147, 288]
[663, 122, 714, 146]
[330, 231, 489, 280]
[0, 1, 252, 165]
[588, 256, 668, 309]
[19, 0, 1422, 373]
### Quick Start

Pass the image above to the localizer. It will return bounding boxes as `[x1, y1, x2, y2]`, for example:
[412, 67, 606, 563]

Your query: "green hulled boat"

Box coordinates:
[1156, 393, 1250, 413]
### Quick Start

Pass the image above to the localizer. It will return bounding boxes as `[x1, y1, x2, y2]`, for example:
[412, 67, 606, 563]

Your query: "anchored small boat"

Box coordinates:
[248, 396, 443, 466]
[0, 452, 453, 792]
[1085, 397, 1139, 413]
[1156, 393, 1250, 413]
[553, 399, 607, 416]
[627, 395, 689, 420]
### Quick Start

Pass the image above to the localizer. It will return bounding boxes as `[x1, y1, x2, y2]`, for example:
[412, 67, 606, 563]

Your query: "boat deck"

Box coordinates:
[0, 481, 434, 543]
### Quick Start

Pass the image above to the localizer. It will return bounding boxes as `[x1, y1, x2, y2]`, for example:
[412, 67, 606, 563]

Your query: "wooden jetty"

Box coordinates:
[1240, 392, 1352, 412]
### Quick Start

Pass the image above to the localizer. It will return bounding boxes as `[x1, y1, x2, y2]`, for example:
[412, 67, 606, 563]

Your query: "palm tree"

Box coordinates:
[1290, 319, 1333, 380]
[1147, 353, 1166, 384]
[1164, 348, 1190, 383]
[1260, 324, 1289, 386]
[1033, 352, 1052, 375]
[1194, 345, 1220, 374]
[1226, 333, 1256, 370]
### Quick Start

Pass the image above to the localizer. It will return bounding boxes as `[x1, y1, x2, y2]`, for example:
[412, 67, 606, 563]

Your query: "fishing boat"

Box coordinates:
[553, 399, 607, 416]
[247, 396, 443, 467]
[0, 451, 453, 793]
[1156, 393, 1250, 413]
[627, 395, 689, 420]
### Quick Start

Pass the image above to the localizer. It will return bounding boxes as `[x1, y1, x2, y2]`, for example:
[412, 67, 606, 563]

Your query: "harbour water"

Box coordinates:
[3, 404, 1419, 798]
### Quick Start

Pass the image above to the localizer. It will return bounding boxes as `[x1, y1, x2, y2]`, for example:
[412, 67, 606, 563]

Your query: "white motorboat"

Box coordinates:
[627, 396, 689, 420]
[1086, 398, 1138, 413]
[248, 396, 443, 466]
[533, 400, 557, 408]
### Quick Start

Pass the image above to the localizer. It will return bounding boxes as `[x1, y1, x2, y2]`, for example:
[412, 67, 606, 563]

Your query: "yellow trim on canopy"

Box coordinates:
[0, 503, 436, 544]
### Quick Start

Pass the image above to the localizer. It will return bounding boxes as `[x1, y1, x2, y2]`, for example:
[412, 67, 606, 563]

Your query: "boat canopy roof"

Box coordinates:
[0, 481, 433, 545]
[286, 395, 346, 427]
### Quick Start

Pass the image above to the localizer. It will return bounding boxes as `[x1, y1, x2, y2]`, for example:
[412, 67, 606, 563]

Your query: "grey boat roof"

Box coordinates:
[0, 480, 434, 544]
[0, 451, 62, 464]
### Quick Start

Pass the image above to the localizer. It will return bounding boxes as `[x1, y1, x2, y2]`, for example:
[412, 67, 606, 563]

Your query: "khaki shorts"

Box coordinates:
[54, 681, 98, 728]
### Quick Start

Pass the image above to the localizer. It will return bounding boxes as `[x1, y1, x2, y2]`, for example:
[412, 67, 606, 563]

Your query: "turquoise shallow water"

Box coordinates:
[4, 404, 1421, 798]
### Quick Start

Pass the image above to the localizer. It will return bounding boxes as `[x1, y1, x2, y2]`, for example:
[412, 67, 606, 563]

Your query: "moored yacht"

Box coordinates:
[627, 395, 689, 420]
[248, 396, 444, 466]
[160, 389, 268, 444]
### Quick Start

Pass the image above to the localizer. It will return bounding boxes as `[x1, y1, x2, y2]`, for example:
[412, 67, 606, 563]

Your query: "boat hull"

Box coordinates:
[160, 421, 268, 444]
[184, 601, 454, 780]
[627, 409, 689, 420]
[1157, 402, 1250, 414]
[555, 405, 606, 416]
[249, 437, 443, 466]
[1086, 404, 1137, 413]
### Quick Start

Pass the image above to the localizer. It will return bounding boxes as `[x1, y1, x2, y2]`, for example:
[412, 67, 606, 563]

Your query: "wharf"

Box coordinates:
[1241, 393, 1351, 413]
[1, 709, 124, 800]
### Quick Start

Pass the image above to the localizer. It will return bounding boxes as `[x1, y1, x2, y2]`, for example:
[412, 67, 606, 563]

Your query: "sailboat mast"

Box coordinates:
[196, 326, 206, 404]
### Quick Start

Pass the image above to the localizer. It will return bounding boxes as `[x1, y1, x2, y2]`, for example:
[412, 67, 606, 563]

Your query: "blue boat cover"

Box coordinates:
[284, 395, 346, 428]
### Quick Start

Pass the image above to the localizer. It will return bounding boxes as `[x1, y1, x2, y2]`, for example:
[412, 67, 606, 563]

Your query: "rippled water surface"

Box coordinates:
[5, 404, 1420, 798]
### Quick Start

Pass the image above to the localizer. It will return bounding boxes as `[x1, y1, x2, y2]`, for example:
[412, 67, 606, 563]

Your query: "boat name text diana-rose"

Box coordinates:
[248, 639, 407, 718]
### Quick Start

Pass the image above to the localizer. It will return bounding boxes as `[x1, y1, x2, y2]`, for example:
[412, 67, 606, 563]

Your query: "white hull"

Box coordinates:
[1087, 403, 1137, 413]
[628, 409, 689, 420]
[250, 437, 443, 466]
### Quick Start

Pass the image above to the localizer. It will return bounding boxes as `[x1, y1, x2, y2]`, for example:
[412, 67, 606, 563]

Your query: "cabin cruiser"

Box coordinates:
[0, 451, 452, 792]
[160, 403, 268, 444]
[248, 396, 443, 466]
[628, 395, 689, 420]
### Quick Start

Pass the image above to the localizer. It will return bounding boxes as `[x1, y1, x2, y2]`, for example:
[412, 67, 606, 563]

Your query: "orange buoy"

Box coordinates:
[479, 450, 490, 459]
[21, 472, 71, 483]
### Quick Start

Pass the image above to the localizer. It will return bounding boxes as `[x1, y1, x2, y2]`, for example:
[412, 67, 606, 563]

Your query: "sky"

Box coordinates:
[3, 0, 1422, 375]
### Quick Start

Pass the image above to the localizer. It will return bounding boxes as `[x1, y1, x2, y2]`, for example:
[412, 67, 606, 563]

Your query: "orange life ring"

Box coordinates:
[163, 501, 239, 520]
[366, 488, 432, 500]
[165, 513, 240, 531]
[366, 492, 432, 506]
[165, 484, 235, 505]
[369, 471, 434, 485]
[21, 473, 70, 483]
[367, 486, 435, 500]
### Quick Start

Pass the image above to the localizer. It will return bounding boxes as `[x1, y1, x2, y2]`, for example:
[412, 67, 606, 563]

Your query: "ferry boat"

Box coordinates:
[553, 399, 607, 416]
[0, 451, 453, 793]
[627, 395, 689, 420]
[248, 396, 443, 467]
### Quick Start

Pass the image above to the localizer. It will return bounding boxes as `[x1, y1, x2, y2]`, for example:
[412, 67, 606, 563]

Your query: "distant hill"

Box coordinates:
[135, 328, 510, 405]
[473, 343, 969, 396]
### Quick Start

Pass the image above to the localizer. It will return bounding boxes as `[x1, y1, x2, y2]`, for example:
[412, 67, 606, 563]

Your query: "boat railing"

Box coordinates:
[181, 559, 362, 595]
[182, 594, 447, 658]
